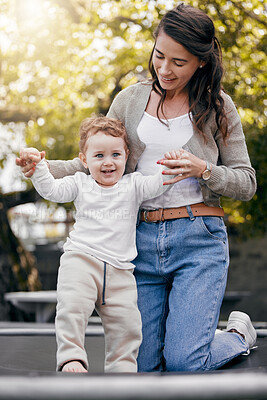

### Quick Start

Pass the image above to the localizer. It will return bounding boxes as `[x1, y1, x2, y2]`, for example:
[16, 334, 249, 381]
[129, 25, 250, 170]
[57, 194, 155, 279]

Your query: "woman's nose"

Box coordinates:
[160, 60, 171, 74]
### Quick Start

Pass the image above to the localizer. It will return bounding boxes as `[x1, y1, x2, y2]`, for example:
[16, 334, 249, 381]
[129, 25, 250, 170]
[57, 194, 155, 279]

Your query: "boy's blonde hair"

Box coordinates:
[79, 116, 129, 153]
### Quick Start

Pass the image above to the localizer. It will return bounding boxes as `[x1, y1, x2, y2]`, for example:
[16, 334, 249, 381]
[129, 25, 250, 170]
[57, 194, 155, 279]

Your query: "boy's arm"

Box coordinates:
[136, 166, 172, 203]
[31, 159, 78, 203]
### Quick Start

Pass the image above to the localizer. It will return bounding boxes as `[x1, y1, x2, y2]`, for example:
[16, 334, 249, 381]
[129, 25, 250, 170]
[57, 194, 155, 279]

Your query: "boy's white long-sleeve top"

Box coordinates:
[31, 159, 168, 269]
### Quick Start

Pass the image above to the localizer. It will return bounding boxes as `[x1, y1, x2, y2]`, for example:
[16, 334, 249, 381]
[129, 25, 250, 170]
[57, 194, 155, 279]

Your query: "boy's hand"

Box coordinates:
[20, 147, 42, 163]
[157, 148, 206, 185]
[16, 149, 46, 178]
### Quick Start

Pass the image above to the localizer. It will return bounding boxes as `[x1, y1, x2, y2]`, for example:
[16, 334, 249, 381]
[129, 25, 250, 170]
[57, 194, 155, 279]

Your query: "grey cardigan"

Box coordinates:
[49, 82, 256, 207]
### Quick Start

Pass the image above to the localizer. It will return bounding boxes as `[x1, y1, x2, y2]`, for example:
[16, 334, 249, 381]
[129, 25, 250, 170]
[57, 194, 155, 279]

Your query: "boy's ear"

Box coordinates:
[79, 152, 88, 168]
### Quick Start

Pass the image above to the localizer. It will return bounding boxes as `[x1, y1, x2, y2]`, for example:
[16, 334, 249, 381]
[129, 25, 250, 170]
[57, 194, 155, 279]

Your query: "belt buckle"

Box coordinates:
[143, 209, 158, 224]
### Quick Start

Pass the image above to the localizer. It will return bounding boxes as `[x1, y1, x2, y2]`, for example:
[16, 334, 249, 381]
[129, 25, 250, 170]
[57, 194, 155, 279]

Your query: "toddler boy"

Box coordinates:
[20, 116, 170, 373]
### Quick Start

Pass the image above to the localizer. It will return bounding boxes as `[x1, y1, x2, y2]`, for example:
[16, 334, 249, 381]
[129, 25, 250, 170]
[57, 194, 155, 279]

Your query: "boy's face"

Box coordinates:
[79, 131, 129, 187]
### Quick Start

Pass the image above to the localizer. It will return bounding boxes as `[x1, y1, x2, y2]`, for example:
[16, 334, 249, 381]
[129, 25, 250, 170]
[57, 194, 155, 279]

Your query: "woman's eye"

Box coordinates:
[155, 53, 182, 66]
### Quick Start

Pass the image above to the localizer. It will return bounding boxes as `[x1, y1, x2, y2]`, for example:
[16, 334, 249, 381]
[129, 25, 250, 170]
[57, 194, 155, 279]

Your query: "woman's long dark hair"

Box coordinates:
[149, 3, 228, 141]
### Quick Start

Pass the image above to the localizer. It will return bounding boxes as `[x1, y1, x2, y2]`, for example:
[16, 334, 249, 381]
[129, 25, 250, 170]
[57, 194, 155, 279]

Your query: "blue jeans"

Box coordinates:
[134, 210, 248, 372]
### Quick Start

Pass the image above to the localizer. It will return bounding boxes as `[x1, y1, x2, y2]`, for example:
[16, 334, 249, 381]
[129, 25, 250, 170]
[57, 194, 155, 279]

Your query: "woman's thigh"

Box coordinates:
[164, 216, 229, 371]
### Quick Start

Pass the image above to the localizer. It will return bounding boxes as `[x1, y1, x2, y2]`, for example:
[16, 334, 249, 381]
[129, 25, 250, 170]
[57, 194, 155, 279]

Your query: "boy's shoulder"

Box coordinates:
[74, 171, 91, 179]
[73, 171, 93, 185]
[121, 171, 154, 186]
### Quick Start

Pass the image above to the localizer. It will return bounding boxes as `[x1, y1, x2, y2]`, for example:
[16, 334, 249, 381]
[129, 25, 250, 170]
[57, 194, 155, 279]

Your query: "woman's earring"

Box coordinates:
[199, 65, 203, 69]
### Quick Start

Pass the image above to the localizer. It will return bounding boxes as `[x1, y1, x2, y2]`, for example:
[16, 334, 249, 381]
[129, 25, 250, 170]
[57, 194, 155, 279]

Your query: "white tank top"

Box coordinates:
[136, 112, 203, 209]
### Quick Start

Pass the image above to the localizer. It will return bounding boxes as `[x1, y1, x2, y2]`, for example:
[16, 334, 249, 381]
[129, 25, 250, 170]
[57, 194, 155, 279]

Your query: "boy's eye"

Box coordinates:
[95, 154, 103, 158]
[113, 152, 120, 157]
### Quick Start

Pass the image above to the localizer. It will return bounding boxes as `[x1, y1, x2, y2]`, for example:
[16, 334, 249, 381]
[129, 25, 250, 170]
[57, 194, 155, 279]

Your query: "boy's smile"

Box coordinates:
[79, 131, 129, 187]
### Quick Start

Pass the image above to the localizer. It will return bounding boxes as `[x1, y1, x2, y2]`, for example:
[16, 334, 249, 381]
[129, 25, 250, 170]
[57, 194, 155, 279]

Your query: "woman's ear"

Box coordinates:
[79, 152, 88, 168]
[199, 61, 207, 69]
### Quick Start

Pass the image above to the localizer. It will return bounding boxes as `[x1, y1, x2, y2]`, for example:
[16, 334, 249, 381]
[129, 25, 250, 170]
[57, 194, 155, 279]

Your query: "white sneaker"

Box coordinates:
[226, 311, 257, 348]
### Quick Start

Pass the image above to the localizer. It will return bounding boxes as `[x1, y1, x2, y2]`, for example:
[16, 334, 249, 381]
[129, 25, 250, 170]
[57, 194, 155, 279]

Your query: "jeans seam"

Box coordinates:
[202, 261, 229, 370]
[158, 221, 172, 281]
[157, 286, 169, 371]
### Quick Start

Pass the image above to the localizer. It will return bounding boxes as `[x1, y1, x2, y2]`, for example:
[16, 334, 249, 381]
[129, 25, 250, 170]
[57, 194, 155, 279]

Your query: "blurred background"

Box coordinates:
[0, 0, 266, 322]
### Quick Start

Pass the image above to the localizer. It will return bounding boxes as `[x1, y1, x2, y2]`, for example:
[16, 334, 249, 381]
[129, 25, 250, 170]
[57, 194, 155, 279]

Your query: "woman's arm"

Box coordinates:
[48, 157, 88, 179]
[205, 95, 256, 201]
[158, 95, 256, 202]
[16, 153, 88, 179]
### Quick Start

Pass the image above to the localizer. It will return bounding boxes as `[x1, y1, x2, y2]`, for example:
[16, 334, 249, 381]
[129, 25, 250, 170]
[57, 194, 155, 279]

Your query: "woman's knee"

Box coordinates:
[164, 346, 208, 372]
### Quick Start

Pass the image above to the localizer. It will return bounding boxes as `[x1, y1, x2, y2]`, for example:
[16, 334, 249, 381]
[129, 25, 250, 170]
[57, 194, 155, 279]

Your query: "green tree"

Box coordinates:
[0, 0, 266, 317]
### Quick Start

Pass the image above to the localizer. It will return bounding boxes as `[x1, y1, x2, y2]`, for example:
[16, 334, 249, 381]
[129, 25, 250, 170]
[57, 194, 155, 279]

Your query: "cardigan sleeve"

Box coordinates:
[48, 157, 88, 179]
[203, 94, 256, 201]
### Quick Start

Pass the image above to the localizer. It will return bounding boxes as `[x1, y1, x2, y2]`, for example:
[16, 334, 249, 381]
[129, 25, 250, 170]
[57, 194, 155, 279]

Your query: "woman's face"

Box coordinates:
[152, 30, 203, 95]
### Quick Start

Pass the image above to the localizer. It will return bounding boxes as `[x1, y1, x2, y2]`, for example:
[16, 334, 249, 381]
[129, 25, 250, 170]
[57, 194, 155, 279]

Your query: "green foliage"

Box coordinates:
[0, 0, 266, 238]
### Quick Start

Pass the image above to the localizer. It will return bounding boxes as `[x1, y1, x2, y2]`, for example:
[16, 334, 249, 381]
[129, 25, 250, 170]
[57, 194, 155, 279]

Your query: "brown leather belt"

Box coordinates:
[140, 202, 224, 223]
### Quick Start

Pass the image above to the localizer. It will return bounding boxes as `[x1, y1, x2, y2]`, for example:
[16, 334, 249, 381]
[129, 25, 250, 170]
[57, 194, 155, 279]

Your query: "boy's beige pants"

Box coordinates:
[55, 251, 142, 372]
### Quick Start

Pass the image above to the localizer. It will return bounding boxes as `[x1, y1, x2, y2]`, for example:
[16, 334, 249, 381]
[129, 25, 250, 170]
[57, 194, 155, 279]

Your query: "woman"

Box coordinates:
[17, 4, 256, 371]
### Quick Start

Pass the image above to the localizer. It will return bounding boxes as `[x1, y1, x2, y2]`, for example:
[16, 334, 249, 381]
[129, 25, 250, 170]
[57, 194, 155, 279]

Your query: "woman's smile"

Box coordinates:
[159, 74, 176, 82]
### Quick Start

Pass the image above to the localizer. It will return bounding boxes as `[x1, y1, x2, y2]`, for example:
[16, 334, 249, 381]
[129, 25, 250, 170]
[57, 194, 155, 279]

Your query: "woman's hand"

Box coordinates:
[16, 149, 46, 178]
[158, 148, 207, 185]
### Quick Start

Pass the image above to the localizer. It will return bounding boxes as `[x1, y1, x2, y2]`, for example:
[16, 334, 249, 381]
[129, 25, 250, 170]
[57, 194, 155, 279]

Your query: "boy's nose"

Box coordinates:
[103, 158, 113, 166]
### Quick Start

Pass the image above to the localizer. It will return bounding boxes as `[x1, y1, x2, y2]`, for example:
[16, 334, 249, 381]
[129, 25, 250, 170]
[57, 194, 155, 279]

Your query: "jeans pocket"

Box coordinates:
[198, 216, 227, 242]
